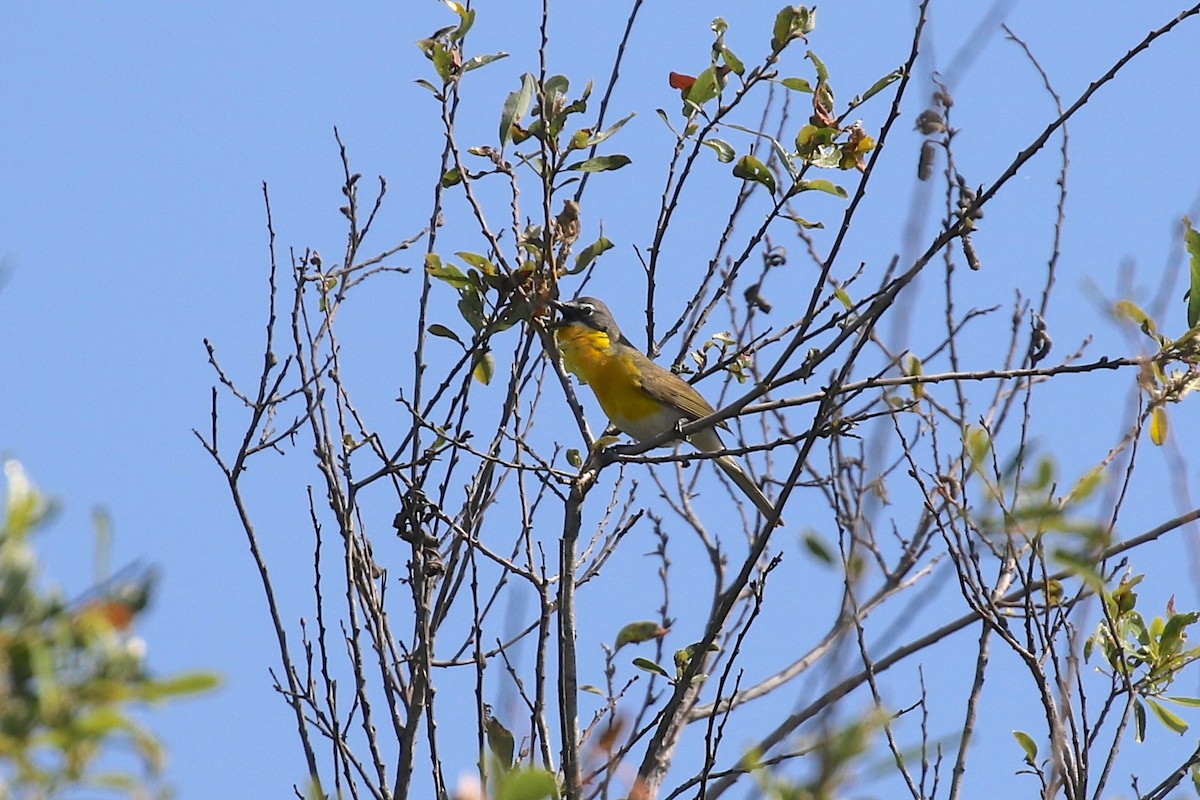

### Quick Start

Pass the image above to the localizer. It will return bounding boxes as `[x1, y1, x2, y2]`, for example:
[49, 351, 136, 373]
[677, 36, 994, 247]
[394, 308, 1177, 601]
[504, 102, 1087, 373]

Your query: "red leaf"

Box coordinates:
[668, 71, 696, 91]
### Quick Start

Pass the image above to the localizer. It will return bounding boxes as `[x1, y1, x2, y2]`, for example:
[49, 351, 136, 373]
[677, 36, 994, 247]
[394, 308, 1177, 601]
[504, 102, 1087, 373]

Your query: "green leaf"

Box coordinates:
[655, 108, 679, 136]
[564, 154, 631, 173]
[761, 134, 797, 182]
[1114, 299, 1159, 339]
[1065, 466, 1104, 503]
[440, 167, 462, 188]
[907, 354, 924, 400]
[136, 671, 221, 700]
[807, 49, 830, 83]
[795, 179, 848, 198]
[486, 712, 516, 770]
[684, 66, 724, 109]
[426, 254, 473, 290]
[1167, 696, 1200, 707]
[417, 38, 456, 83]
[572, 237, 614, 274]
[615, 620, 666, 650]
[850, 68, 904, 109]
[701, 137, 736, 163]
[782, 213, 824, 229]
[566, 448, 582, 468]
[496, 767, 559, 800]
[772, 5, 815, 50]
[485, 304, 525, 336]
[1135, 699, 1147, 742]
[456, 251, 497, 275]
[802, 531, 834, 564]
[772, 6, 797, 50]
[1184, 217, 1200, 328]
[964, 425, 990, 468]
[733, 155, 776, 194]
[543, 73, 570, 102]
[1159, 611, 1200, 656]
[720, 45, 745, 76]
[458, 291, 485, 331]
[577, 112, 636, 149]
[1147, 697, 1189, 734]
[798, 5, 816, 34]
[428, 324, 463, 346]
[781, 77, 813, 93]
[462, 52, 508, 73]
[500, 73, 536, 147]
[447, 3, 475, 41]
[1012, 730, 1038, 765]
[632, 657, 671, 679]
[472, 348, 495, 385]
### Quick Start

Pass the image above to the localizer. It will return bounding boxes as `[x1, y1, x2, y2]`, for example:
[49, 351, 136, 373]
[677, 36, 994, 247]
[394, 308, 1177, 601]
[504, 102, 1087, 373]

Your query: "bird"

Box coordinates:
[549, 296, 782, 525]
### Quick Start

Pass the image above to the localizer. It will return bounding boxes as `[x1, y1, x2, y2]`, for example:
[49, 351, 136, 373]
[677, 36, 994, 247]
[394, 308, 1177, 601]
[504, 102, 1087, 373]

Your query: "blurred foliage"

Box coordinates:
[1112, 217, 1200, 446]
[0, 461, 218, 799]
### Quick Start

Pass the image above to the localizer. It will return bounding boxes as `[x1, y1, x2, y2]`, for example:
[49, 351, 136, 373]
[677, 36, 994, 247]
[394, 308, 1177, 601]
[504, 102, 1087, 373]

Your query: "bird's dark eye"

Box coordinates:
[579, 303, 594, 316]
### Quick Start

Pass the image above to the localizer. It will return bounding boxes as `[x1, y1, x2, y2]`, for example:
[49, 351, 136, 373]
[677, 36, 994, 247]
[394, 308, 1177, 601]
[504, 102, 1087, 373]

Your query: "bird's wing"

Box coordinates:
[632, 353, 723, 425]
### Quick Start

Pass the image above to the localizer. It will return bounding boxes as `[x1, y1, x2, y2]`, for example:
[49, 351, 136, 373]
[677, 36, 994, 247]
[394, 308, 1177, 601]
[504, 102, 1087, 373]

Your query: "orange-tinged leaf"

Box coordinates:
[81, 599, 137, 631]
[615, 620, 669, 650]
[669, 72, 696, 91]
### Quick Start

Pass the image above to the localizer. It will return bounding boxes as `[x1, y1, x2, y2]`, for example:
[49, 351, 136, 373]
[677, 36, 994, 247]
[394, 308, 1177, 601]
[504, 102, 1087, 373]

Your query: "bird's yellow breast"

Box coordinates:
[554, 324, 665, 433]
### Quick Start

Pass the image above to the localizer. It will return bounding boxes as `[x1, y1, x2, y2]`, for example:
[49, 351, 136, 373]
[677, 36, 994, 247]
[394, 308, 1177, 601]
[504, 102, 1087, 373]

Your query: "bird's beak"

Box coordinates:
[546, 299, 569, 328]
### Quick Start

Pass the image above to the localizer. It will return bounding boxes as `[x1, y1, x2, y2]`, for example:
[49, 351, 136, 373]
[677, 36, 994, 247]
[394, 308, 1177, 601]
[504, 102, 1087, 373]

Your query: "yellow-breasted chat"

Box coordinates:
[549, 297, 783, 525]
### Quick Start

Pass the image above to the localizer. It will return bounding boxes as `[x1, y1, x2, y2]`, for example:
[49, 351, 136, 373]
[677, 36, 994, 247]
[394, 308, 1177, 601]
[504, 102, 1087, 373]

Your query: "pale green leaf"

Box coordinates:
[1013, 730, 1038, 764]
[702, 137, 736, 163]
[795, 179, 848, 198]
[497, 768, 559, 800]
[472, 349, 495, 385]
[1147, 697, 1189, 734]
[781, 77, 813, 93]
[463, 52, 508, 73]
[1184, 217, 1200, 328]
[632, 657, 671, 679]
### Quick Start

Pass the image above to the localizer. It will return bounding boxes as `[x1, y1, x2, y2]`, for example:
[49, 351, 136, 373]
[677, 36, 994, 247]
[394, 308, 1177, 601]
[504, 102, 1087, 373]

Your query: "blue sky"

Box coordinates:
[3, 2, 1200, 797]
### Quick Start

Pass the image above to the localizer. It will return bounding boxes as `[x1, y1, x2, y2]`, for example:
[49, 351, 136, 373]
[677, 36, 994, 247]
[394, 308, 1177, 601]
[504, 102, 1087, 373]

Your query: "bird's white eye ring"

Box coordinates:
[579, 303, 595, 316]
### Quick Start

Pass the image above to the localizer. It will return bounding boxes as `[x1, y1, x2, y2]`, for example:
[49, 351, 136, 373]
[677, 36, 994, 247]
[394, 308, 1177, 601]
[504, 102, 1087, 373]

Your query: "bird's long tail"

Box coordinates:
[714, 455, 784, 527]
